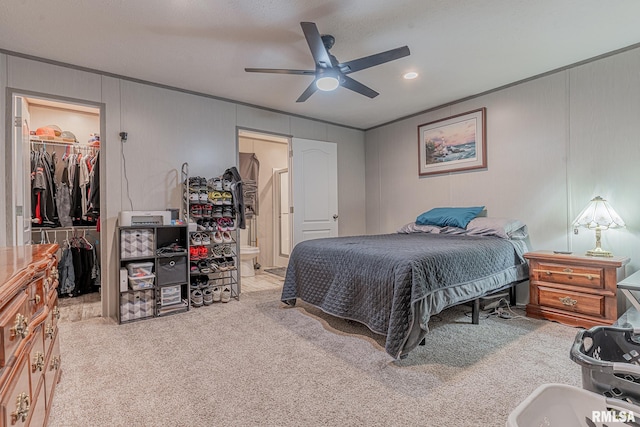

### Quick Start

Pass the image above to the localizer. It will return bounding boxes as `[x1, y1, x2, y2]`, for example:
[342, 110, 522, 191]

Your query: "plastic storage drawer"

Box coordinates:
[571, 326, 640, 403]
[120, 289, 155, 322]
[506, 383, 640, 426]
[128, 274, 155, 291]
[157, 256, 187, 285]
[159, 285, 182, 306]
[126, 262, 154, 277]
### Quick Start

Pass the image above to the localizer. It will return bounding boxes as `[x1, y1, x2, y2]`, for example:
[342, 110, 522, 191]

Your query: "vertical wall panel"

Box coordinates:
[236, 105, 291, 136]
[7, 56, 101, 102]
[568, 48, 640, 271]
[290, 116, 327, 141]
[328, 125, 366, 236]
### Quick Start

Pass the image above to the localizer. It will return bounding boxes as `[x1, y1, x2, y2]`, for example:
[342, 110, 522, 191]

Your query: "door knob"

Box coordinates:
[332, 214, 339, 220]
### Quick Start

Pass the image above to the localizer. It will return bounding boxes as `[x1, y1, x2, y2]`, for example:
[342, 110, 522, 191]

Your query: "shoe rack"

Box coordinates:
[182, 163, 240, 307]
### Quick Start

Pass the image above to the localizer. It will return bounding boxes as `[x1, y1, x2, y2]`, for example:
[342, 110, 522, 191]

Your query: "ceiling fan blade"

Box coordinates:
[340, 46, 410, 74]
[296, 80, 319, 103]
[300, 22, 333, 68]
[244, 68, 315, 75]
[341, 76, 379, 98]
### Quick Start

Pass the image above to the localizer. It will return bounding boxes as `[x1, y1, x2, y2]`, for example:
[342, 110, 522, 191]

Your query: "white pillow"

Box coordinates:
[464, 217, 528, 240]
[397, 222, 443, 234]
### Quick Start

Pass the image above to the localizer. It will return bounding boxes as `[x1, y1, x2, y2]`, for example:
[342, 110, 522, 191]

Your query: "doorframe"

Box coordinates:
[236, 127, 292, 268]
[272, 167, 290, 268]
[6, 88, 107, 316]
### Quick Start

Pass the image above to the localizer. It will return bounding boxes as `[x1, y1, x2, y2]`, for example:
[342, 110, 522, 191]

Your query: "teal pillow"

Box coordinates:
[416, 206, 485, 229]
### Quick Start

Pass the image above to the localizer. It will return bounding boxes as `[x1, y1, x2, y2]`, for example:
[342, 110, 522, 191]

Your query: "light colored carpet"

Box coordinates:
[49, 289, 582, 427]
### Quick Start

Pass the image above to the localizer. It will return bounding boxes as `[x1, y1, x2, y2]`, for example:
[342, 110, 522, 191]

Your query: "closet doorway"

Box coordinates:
[237, 130, 290, 277]
[9, 92, 104, 321]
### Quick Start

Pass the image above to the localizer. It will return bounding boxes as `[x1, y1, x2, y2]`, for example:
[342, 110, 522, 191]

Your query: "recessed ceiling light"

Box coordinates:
[403, 72, 418, 80]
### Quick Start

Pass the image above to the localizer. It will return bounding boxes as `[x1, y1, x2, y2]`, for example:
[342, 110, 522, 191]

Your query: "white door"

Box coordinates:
[291, 138, 338, 246]
[12, 96, 32, 245]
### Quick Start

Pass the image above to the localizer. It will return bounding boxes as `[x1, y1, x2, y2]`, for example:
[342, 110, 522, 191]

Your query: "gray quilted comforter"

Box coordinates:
[281, 233, 529, 358]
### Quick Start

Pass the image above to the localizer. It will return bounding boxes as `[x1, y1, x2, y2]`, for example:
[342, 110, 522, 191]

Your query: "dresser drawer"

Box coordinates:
[532, 262, 603, 290]
[538, 286, 604, 317]
[0, 291, 30, 368]
[0, 352, 31, 426]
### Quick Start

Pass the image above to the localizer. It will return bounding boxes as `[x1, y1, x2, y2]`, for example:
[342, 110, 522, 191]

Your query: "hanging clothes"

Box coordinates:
[223, 166, 246, 229]
[30, 147, 59, 227]
[239, 152, 259, 219]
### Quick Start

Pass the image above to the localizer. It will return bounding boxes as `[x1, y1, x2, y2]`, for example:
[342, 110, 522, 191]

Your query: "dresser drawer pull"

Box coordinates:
[32, 352, 45, 372]
[534, 269, 599, 280]
[11, 392, 30, 424]
[45, 323, 55, 339]
[50, 355, 61, 371]
[30, 294, 41, 304]
[51, 266, 59, 280]
[53, 306, 60, 319]
[559, 296, 578, 306]
[10, 313, 29, 340]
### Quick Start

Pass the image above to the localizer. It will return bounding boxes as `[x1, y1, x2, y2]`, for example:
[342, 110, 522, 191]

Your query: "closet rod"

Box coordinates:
[30, 140, 99, 150]
[32, 226, 97, 231]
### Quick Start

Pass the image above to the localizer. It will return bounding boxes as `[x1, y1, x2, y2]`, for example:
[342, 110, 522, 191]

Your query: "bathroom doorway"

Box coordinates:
[237, 129, 290, 278]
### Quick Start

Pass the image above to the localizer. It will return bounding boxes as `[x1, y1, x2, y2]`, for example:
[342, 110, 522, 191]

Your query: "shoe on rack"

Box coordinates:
[213, 231, 224, 244]
[191, 289, 203, 307]
[212, 245, 224, 259]
[190, 232, 202, 246]
[213, 206, 223, 219]
[222, 179, 232, 191]
[199, 189, 209, 202]
[222, 192, 233, 205]
[226, 218, 236, 231]
[217, 218, 228, 231]
[222, 231, 233, 243]
[202, 204, 213, 218]
[221, 285, 231, 303]
[222, 244, 233, 257]
[190, 262, 200, 274]
[198, 260, 211, 274]
[212, 286, 222, 302]
[202, 288, 214, 306]
[189, 246, 202, 260]
[201, 233, 211, 245]
[190, 204, 202, 218]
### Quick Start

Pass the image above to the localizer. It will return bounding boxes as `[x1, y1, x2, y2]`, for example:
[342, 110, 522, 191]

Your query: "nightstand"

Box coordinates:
[524, 251, 630, 328]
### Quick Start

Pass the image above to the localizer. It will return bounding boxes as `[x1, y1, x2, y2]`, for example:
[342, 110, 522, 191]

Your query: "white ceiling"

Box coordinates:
[2, 1, 640, 130]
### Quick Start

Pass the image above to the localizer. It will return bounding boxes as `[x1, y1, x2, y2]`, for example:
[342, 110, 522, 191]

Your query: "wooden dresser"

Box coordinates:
[0, 245, 61, 427]
[524, 250, 629, 328]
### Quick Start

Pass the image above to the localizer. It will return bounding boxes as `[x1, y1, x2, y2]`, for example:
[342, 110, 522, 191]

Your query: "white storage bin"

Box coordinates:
[128, 274, 155, 291]
[126, 262, 154, 277]
[506, 383, 640, 427]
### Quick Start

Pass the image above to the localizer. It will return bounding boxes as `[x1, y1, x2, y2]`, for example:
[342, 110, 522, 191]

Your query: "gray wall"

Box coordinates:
[0, 53, 366, 319]
[365, 46, 640, 283]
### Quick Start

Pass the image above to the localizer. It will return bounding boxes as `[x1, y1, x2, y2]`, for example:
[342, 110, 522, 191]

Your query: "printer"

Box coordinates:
[119, 210, 172, 226]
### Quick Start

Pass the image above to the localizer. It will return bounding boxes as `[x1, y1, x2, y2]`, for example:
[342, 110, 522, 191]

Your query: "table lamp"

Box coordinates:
[572, 196, 625, 257]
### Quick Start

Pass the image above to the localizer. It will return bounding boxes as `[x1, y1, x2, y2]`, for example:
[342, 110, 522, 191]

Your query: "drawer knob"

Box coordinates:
[53, 306, 60, 319]
[51, 266, 59, 280]
[563, 268, 573, 273]
[51, 355, 61, 371]
[30, 294, 41, 304]
[10, 314, 29, 340]
[559, 296, 578, 306]
[45, 323, 55, 339]
[32, 352, 44, 372]
[11, 392, 30, 424]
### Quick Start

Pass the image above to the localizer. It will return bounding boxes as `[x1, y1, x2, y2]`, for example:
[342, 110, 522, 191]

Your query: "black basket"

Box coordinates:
[571, 326, 640, 404]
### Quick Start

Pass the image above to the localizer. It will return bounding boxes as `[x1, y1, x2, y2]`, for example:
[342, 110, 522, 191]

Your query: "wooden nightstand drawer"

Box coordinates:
[533, 262, 603, 289]
[538, 286, 604, 317]
[524, 251, 629, 328]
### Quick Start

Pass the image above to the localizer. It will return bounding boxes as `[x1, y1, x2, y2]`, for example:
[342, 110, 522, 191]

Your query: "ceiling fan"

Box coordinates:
[245, 22, 410, 102]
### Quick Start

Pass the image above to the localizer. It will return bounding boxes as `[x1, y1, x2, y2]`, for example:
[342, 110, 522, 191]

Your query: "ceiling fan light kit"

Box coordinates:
[245, 22, 410, 102]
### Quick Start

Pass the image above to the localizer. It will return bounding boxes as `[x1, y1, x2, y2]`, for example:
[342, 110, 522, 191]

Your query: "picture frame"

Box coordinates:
[417, 107, 486, 176]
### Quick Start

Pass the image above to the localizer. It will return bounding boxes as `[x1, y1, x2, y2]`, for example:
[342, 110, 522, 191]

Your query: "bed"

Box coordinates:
[281, 215, 530, 359]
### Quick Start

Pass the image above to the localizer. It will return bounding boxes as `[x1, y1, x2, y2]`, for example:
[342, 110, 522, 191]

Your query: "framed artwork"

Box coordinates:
[418, 107, 486, 176]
